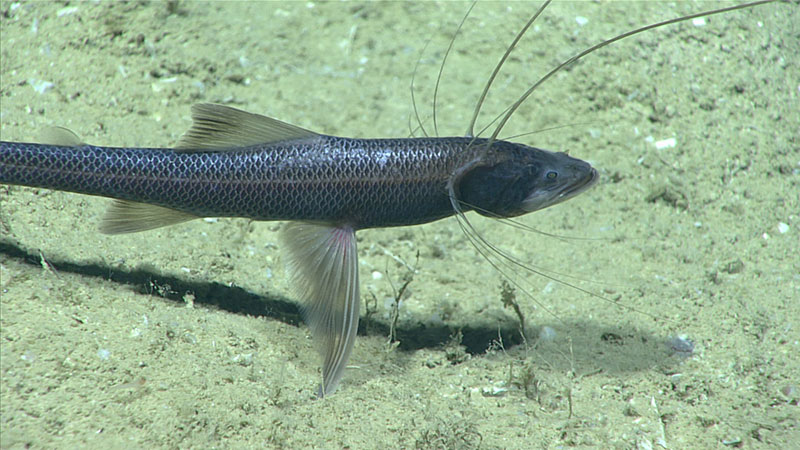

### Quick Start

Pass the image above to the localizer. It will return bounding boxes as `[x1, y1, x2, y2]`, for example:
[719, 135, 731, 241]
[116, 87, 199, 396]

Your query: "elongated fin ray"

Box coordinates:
[409, 36, 434, 139]
[467, 0, 550, 141]
[488, 0, 775, 143]
[100, 200, 198, 234]
[282, 222, 360, 397]
[175, 103, 320, 152]
[447, 188, 663, 323]
[432, 1, 476, 138]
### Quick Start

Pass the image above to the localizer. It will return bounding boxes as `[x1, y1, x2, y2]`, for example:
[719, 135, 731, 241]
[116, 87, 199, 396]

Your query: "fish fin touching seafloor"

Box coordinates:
[281, 222, 360, 397]
[174, 103, 322, 151]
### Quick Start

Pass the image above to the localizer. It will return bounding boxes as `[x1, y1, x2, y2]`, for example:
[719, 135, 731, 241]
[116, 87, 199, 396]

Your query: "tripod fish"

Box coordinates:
[0, 102, 596, 395]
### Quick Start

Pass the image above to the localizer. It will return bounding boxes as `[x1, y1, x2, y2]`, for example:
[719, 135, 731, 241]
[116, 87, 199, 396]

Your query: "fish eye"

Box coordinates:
[546, 171, 558, 179]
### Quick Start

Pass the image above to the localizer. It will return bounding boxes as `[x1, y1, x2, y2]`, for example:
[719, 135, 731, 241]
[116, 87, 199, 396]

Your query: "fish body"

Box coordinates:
[0, 135, 593, 230]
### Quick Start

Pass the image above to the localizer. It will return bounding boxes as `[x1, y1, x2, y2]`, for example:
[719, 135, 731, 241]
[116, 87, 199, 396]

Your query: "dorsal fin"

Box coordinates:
[174, 103, 320, 152]
[39, 126, 85, 147]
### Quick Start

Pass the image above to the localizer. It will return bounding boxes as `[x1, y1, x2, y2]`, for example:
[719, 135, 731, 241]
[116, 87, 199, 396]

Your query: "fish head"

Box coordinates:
[456, 140, 598, 218]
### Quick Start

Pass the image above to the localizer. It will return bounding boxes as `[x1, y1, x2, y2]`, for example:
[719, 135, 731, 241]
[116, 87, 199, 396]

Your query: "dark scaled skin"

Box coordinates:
[0, 136, 595, 230]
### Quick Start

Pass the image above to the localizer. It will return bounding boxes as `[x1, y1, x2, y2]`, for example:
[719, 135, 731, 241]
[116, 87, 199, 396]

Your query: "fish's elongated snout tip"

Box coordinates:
[562, 167, 598, 199]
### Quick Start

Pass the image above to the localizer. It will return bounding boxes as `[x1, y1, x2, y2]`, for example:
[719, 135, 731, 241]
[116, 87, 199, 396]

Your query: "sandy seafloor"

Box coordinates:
[1, 1, 797, 448]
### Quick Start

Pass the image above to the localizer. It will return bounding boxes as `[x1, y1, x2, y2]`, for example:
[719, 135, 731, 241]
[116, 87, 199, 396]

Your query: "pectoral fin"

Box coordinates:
[282, 222, 360, 397]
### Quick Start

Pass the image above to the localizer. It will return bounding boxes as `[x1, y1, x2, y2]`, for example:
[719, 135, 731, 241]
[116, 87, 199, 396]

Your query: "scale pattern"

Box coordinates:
[0, 136, 486, 229]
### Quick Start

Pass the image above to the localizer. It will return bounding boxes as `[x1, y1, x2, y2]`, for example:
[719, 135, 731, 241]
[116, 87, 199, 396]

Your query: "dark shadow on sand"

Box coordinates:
[1, 239, 685, 374]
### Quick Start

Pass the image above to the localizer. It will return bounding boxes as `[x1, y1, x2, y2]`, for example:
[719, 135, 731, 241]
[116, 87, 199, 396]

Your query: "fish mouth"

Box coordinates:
[559, 167, 598, 200]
